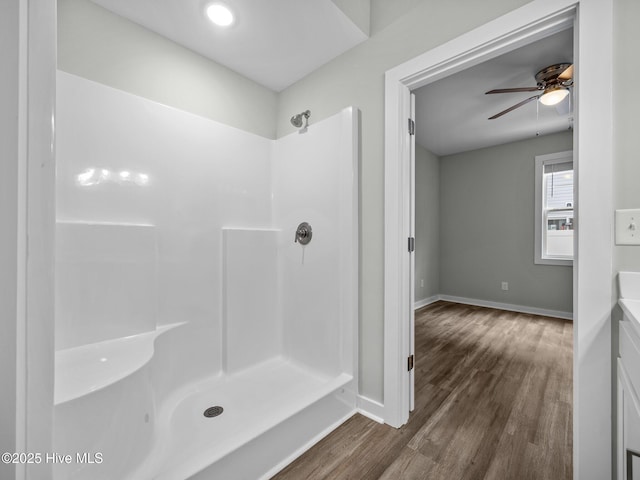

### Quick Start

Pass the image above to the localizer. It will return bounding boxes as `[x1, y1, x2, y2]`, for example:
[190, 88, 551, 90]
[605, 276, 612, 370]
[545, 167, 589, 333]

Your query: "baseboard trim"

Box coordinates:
[414, 295, 440, 310]
[438, 294, 573, 320]
[356, 395, 384, 424]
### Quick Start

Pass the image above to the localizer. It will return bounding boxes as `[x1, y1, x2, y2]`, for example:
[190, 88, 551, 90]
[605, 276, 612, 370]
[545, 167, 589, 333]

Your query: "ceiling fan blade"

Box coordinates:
[558, 64, 574, 80]
[485, 87, 540, 94]
[488, 95, 540, 120]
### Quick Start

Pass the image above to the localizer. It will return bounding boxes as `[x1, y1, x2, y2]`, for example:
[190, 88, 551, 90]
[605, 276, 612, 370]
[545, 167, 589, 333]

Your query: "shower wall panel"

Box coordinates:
[222, 228, 280, 374]
[55, 222, 157, 349]
[56, 71, 272, 380]
[271, 108, 358, 378]
[57, 71, 357, 393]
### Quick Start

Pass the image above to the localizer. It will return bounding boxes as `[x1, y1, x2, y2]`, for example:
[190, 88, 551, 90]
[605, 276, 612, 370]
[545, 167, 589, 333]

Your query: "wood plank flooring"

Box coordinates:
[272, 301, 573, 480]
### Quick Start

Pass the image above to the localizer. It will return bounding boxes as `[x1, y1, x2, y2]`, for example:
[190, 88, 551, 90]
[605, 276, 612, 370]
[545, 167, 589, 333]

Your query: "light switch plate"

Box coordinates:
[616, 209, 640, 245]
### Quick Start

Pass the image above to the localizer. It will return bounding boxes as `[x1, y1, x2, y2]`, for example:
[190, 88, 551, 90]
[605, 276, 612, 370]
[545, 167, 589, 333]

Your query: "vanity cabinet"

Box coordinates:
[619, 312, 640, 480]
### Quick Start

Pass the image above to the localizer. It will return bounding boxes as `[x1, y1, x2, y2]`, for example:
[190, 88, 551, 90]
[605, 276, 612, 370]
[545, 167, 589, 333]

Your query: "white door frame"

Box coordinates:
[384, 1, 613, 478]
[5, 1, 57, 479]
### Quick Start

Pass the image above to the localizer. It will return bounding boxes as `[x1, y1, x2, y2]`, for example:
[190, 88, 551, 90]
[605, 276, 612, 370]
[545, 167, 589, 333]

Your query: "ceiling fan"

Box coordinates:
[485, 63, 574, 120]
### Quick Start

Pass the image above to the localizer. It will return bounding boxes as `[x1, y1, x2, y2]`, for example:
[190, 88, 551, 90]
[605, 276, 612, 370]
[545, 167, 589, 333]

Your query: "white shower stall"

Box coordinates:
[54, 71, 358, 479]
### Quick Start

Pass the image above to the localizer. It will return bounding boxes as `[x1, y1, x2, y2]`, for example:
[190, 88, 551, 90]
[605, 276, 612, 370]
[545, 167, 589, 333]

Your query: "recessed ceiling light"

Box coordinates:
[206, 3, 234, 27]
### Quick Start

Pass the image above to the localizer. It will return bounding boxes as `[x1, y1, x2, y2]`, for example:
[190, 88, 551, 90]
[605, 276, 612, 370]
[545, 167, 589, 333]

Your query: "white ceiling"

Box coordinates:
[91, 0, 368, 92]
[414, 28, 574, 157]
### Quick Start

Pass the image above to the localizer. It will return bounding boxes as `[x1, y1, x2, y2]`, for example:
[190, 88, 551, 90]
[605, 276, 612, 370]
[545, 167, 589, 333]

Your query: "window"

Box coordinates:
[535, 151, 574, 265]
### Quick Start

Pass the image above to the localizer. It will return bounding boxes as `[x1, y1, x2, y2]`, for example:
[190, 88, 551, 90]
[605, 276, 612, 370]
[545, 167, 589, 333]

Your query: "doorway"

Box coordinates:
[412, 27, 575, 317]
[383, 1, 614, 479]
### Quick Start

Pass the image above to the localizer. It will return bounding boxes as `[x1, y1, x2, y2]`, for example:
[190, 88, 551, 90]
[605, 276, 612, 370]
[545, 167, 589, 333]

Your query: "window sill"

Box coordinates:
[535, 257, 573, 266]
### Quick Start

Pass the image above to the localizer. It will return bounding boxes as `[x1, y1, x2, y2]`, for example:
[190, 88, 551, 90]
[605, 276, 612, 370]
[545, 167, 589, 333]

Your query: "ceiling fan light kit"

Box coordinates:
[539, 85, 569, 106]
[485, 63, 574, 119]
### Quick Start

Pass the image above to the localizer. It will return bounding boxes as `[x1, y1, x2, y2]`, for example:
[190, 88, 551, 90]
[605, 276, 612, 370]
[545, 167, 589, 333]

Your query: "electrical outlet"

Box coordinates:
[501, 282, 509, 291]
[420, 279, 424, 287]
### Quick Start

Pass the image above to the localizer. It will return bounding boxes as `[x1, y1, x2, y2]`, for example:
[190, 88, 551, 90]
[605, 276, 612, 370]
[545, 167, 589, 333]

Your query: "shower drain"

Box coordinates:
[203, 406, 224, 418]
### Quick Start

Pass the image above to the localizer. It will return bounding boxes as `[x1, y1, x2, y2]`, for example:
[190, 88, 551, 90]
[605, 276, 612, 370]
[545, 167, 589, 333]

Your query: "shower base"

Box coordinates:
[128, 357, 355, 479]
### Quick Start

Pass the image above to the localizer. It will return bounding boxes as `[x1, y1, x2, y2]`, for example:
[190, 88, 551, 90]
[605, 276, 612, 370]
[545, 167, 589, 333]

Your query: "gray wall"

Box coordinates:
[277, 0, 530, 402]
[614, 0, 640, 275]
[439, 132, 574, 313]
[0, 1, 19, 477]
[415, 144, 440, 303]
[58, 0, 278, 139]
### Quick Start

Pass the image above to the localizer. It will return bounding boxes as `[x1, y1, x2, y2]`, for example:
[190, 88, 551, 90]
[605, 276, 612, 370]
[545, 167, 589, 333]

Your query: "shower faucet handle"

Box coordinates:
[294, 222, 312, 245]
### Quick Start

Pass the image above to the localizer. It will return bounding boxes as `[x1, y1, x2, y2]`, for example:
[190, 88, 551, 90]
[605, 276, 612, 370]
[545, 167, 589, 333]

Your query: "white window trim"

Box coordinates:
[534, 150, 574, 266]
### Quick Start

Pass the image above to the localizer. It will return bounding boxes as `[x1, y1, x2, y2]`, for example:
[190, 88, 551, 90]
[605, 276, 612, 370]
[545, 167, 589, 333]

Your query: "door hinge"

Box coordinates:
[408, 118, 415, 135]
[408, 354, 414, 372]
[408, 236, 415, 253]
